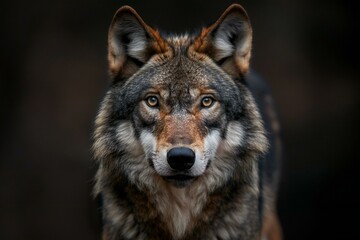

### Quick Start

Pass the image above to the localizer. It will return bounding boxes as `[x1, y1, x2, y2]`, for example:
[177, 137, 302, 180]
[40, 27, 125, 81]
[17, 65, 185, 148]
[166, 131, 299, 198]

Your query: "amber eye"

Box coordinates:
[146, 96, 159, 107]
[201, 97, 214, 108]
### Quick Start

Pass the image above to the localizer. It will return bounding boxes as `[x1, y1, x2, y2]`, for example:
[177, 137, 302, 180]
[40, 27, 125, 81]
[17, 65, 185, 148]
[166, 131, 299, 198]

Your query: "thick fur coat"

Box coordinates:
[93, 4, 282, 240]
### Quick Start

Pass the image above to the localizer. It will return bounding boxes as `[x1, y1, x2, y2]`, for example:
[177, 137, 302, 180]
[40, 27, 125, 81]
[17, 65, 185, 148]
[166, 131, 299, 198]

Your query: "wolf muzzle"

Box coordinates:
[167, 147, 195, 171]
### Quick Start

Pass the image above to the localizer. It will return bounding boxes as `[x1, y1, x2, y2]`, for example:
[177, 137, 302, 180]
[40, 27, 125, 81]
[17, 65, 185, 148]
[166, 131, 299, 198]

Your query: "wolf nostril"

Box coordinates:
[167, 147, 195, 171]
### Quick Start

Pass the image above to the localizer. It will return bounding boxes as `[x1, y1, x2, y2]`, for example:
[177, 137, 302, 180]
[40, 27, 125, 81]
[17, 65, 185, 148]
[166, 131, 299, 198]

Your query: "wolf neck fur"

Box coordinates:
[151, 180, 208, 239]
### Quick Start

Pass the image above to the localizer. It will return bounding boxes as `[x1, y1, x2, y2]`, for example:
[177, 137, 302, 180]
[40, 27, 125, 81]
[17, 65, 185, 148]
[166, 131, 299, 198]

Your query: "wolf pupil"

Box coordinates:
[201, 97, 213, 107]
[146, 96, 159, 107]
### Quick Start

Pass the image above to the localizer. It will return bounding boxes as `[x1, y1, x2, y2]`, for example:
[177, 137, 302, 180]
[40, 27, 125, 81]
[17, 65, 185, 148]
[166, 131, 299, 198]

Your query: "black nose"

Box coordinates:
[167, 147, 195, 171]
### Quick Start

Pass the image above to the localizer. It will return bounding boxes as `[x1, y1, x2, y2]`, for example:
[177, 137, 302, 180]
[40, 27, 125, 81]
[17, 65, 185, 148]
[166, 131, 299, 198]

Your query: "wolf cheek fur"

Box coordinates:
[93, 4, 282, 240]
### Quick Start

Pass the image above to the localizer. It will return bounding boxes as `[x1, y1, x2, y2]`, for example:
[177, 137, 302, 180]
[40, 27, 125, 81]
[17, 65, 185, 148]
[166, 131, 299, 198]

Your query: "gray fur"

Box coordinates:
[93, 4, 282, 240]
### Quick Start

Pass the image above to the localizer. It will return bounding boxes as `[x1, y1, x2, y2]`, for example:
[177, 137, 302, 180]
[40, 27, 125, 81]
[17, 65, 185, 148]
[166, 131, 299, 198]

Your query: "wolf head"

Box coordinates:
[93, 4, 267, 190]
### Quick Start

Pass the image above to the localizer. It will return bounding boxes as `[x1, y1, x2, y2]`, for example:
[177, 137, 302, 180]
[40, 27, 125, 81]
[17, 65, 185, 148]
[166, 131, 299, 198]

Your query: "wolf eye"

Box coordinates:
[201, 97, 214, 108]
[146, 96, 159, 107]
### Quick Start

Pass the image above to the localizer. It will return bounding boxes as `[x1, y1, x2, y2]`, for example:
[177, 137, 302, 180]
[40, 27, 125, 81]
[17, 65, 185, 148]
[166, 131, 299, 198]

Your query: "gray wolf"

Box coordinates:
[93, 3, 282, 240]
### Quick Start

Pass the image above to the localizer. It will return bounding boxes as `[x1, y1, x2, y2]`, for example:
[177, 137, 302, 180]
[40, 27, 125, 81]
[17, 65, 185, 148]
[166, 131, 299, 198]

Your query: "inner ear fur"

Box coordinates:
[192, 4, 253, 76]
[108, 6, 169, 78]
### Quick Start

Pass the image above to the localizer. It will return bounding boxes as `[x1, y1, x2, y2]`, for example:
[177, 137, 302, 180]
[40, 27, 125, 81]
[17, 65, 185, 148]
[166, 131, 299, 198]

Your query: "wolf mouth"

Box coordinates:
[164, 174, 196, 187]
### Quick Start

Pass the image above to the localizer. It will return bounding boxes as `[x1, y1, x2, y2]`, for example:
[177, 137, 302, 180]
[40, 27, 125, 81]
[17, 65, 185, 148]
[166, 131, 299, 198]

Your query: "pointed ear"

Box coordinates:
[108, 6, 169, 78]
[193, 4, 252, 76]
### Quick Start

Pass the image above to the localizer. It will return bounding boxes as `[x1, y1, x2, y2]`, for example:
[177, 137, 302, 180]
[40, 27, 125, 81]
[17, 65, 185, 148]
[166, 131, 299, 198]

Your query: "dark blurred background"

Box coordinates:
[1, 0, 359, 239]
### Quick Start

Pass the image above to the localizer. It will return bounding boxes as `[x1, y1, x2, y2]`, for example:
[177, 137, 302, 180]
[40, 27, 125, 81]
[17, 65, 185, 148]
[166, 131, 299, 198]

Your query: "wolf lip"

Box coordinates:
[166, 175, 194, 181]
[164, 175, 196, 187]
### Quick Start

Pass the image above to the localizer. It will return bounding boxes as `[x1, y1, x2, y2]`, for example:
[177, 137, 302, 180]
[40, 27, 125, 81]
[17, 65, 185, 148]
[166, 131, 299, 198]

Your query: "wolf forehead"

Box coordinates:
[116, 48, 242, 101]
[106, 3, 253, 119]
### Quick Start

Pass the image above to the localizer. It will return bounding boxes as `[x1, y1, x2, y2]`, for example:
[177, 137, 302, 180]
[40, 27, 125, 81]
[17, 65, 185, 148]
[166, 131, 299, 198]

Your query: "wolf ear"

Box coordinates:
[108, 6, 168, 78]
[193, 4, 252, 76]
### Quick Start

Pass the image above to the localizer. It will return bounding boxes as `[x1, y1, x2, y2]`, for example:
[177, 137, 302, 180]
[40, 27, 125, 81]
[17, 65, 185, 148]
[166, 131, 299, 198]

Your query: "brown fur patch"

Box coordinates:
[261, 210, 283, 240]
[192, 27, 215, 53]
[157, 114, 204, 150]
[148, 27, 170, 53]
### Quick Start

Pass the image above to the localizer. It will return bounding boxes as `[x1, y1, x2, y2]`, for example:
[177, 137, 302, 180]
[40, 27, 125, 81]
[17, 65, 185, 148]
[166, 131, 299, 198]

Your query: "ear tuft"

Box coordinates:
[193, 4, 252, 75]
[108, 6, 169, 78]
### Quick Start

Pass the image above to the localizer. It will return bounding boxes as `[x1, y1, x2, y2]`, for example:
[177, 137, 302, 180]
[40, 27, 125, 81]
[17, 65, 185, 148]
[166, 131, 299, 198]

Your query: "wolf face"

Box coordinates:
[94, 5, 267, 191]
[125, 56, 244, 188]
